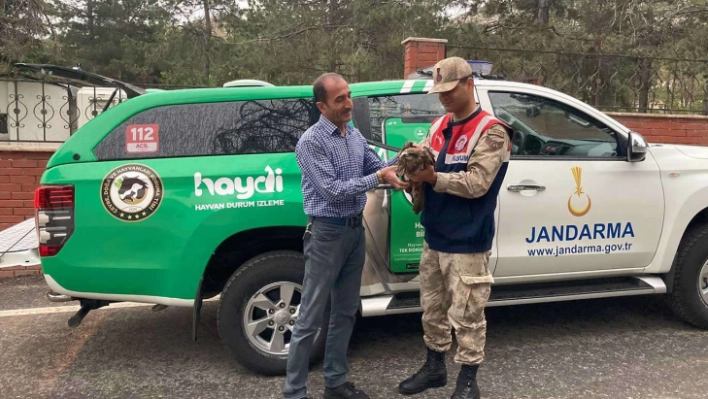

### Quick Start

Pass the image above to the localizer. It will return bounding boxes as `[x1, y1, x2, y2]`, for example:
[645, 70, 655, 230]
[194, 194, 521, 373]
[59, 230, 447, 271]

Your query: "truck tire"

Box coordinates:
[669, 223, 708, 329]
[217, 250, 329, 375]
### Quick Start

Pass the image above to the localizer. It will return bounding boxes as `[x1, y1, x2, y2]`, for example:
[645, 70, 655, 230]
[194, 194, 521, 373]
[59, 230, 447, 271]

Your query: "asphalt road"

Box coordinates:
[1, 276, 708, 399]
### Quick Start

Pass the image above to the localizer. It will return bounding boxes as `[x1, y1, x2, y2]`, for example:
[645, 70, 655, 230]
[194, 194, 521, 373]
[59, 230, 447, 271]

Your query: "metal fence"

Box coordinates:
[447, 45, 708, 115]
[0, 75, 128, 144]
[3, 49, 708, 145]
[0, 73, 207, 145]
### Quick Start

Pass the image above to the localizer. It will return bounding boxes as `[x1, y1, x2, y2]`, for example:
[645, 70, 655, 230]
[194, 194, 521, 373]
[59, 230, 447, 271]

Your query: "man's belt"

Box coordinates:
[310, 214, 363, 227]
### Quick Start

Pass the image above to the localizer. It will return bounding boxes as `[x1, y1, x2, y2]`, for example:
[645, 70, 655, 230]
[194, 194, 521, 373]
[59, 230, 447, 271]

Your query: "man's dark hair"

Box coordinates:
[313, 72, 344, 104]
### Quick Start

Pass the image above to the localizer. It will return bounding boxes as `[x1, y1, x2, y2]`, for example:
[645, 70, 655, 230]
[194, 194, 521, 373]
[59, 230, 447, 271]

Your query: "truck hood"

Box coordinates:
[672, 144, 708, 159]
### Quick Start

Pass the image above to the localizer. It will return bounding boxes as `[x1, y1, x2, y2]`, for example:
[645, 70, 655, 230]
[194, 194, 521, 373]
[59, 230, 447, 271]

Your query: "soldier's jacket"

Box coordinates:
[415, 106, 513, 254]
[418, 115, 511, 200]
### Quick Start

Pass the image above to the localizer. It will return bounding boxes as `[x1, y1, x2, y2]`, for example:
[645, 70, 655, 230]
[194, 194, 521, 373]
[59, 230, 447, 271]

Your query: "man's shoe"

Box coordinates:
[323, 381, 370, 399]
[450, 364, 480, 399]
[398, 348, 447, 395]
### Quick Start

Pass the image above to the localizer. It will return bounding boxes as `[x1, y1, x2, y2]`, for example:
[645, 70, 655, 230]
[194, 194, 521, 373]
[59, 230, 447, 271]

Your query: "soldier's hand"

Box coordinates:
[380, 166, 409, 190]
[408, 164, 437, 185]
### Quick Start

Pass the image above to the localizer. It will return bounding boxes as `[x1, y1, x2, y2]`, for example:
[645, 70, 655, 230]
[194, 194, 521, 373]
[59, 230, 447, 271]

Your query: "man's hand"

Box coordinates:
[407, 164, 437, 185]
[379, 166, 409, 190]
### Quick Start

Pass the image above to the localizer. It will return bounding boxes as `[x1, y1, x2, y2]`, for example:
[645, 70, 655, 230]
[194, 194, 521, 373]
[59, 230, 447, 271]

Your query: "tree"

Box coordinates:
[0, 0, 52, 69]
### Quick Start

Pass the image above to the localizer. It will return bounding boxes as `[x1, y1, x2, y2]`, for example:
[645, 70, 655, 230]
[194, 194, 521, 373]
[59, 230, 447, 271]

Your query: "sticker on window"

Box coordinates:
[126, 124, 159, 153]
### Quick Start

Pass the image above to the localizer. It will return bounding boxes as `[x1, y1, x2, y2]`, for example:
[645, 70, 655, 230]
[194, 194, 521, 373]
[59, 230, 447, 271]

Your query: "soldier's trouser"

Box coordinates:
[419, 241, 493, 365]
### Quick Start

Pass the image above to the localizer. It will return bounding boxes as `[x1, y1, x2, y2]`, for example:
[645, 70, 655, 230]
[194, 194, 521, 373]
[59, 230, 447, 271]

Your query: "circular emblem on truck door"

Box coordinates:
[101, 164, 163, 222]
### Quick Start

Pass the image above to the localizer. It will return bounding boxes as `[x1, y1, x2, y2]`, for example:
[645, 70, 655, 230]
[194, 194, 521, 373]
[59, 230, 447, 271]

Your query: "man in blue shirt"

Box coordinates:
[283, 73, 408, 399]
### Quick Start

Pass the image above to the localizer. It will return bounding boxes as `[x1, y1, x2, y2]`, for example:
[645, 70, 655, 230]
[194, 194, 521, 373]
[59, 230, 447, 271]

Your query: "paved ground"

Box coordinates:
[2, 276, 708, 399]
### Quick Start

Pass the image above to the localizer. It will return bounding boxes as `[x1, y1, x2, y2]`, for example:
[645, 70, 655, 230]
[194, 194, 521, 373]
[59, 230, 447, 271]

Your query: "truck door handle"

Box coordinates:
[507, 184, 546, 192]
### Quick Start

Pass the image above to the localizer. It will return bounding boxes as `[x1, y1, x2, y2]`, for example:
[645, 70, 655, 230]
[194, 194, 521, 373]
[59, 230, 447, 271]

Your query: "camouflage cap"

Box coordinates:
[429, 57, 473, 94]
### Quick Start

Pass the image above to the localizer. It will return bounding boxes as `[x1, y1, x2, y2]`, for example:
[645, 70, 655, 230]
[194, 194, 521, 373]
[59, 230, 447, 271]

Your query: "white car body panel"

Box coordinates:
[641, 144, 708, 274]
[471, 80, 706, 282]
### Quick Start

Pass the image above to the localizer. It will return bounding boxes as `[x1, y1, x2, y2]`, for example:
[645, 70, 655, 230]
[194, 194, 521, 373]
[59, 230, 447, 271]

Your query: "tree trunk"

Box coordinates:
[203, 0, 211, 83]
[537, 0, 551, 24]
[87, 0, 94, 39]
[638, 57, 651, 113]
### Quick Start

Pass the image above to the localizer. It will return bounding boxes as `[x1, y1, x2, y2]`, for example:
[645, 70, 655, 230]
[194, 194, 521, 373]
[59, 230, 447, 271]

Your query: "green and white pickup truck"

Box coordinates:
[24, 62, 708, 376]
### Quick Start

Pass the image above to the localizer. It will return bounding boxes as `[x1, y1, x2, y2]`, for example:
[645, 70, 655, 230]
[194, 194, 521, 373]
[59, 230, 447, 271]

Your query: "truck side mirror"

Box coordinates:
[627, 131, 648, 162]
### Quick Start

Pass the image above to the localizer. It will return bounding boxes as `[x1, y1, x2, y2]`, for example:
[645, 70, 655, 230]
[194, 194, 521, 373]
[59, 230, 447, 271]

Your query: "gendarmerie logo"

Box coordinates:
[568, 166, 591, 217]
[101, 164, 163, 222]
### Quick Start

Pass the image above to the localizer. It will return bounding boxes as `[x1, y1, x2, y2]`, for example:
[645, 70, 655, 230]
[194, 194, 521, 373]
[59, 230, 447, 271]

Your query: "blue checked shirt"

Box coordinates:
[296, 114, 397, 218]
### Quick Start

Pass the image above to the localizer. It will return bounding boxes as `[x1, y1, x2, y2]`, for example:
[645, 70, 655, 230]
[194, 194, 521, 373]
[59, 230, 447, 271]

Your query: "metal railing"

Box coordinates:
[3, 49, 707, 145]
[0, 72, 208, 145]
[447, 45, 708, 115]
[0, 75, 129, 144]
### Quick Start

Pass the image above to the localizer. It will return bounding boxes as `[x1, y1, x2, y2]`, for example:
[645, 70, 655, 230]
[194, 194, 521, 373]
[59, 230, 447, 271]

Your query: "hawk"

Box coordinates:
[395, 141, 436, 215]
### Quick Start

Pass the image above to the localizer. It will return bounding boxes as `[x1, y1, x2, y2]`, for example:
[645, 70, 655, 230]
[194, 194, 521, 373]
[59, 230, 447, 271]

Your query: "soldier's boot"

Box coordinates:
[450, 364, 480, 399]
[398, 348, 447, 395]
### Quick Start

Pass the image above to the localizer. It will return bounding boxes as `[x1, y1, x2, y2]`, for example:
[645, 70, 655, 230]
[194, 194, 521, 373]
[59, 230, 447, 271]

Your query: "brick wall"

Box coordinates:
[0, 147, 56, 231]
[0, 265, 43, 278]
[609, 113, 708, 146]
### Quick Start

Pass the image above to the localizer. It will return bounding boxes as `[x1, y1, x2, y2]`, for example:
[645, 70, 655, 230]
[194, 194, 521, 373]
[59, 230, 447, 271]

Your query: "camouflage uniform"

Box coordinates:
[416, 123, 510, 365]
[398, 56, 512, 399]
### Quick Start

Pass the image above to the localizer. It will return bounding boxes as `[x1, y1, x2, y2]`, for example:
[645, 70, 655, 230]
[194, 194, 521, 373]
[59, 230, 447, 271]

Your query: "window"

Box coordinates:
[94, 98, 319, 160]
[488, 92, 622, 158]
[367, 94, 445, 143]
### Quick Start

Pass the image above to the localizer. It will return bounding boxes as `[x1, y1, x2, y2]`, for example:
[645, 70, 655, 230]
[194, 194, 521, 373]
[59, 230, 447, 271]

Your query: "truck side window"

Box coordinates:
[488, 91, 622, 159]
[367, 94, 445, 146]
[93, 98, 319, 160]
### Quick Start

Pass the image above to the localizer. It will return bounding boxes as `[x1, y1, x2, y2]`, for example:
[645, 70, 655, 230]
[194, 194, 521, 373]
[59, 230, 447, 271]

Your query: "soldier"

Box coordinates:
[398, 57, 512, 399]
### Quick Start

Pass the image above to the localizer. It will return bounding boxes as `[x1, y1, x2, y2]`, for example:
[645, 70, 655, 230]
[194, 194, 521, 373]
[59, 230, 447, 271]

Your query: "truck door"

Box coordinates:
[353, 91, 446, 273]
[476, 86, 664, 278]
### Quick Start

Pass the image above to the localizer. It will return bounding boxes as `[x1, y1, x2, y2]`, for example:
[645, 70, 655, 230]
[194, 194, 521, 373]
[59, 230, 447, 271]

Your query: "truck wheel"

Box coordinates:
[217, 250, 329, 375]
[669, 223, 708, 329]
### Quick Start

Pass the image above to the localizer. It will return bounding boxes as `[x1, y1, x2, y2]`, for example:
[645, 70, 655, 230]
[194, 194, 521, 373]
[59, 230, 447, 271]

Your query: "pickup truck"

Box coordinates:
[24, 63, 708, 376]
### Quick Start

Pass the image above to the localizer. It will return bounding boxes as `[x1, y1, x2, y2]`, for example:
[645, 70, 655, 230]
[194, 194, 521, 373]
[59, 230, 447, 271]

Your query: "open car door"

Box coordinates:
[14, 63, 146, 99]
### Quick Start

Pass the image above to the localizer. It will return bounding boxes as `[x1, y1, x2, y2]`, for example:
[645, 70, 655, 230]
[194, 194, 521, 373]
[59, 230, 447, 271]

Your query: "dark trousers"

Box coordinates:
[283, 217, 366, 399]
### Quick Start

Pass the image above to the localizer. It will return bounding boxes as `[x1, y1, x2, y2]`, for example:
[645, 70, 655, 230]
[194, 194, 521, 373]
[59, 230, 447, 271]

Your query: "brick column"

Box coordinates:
[402, 37, 448, 78]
